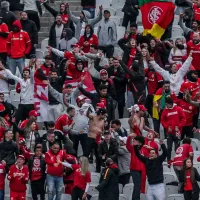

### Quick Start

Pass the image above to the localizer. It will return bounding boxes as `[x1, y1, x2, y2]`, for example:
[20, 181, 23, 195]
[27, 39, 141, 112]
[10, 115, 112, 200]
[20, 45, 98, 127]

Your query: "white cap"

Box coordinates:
[119, 136, 127, 144]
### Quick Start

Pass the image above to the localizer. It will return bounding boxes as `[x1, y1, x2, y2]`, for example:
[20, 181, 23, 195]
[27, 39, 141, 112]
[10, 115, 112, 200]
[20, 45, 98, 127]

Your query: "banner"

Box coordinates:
[34, 83, 49, 122]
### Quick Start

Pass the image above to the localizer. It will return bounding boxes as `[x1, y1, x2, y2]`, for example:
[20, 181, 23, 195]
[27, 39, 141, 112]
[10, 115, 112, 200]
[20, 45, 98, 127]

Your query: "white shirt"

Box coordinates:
[20, 0, 38, 12]
[55, 24, 64, 48]
[26, 131, 35, 152]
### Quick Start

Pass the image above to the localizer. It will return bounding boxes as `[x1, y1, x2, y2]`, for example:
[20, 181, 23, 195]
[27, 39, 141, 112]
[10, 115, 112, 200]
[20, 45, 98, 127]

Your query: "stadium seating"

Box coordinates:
[123, 183, 134, 200]
[167, 194, 184, 200]
[91, 172, 100, 184]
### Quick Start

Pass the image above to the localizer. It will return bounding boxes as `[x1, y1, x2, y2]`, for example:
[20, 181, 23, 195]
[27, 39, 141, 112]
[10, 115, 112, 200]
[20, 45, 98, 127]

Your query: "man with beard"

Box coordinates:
[47, 69, 65, 121]
[186, 33, 200, 77]
[20, 11, 38, 58]
[7, 20, 31, 75]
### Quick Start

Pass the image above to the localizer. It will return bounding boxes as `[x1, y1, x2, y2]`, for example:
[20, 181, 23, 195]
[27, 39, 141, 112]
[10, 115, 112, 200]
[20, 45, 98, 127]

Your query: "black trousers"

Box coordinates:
[70, 134, 88, 156]
[167, 133, 180, 161]
[115, 93, 125, 119]
[145, 94, 154, 117]
[99, 45, 114, 58]
[0, 52, 7, 63]
[85, 137, 101, 173]
[181, 125, 193, 140]
[15, 104, 34, 123]
[119, 173, 130, 187]
[122, 13, 137, 29]
[25, 10, 41, 31]
[184, 190, 199, 200]
[31, 178, 45, 200]
[72, 187, 85, 200]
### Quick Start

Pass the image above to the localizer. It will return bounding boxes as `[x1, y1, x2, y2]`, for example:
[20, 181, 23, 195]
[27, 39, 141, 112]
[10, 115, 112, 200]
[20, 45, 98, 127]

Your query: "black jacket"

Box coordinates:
[107, 65, 126, 96]
[49, 23, 74, 48]
[0, 101, 16, 120]
[96, 166, 119, 200]
[135, 144, 167, 185]
[116, 127, 128, 137]
[78, 86, 115, 122]
[20, 19, 38, 44]
[28, 155, 46, 180]
[122, 0, 139, 16]
[81, 0, 96, 7]
[0, 9, 16, 31]
[0, 139, 19, 166]
[7, 0, 22, 12]
[99, 138, 119, 164]
[179, 167, 200, 197]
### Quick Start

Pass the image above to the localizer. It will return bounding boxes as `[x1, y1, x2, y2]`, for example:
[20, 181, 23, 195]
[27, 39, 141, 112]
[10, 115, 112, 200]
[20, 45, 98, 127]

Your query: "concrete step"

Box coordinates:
[42, 10, 80, 17]
[40, 27, 50, 32]
[38, 32, 50, 37]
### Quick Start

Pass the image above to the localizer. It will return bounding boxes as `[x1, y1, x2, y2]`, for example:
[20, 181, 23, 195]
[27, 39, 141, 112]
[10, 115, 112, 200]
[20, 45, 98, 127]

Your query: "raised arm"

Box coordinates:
[43, 2, 58, 18]
[179, 14, 193, 36]
[48, 85, 64, 104]
[66, 4, 79, 24]
[158, 143, 168, 162]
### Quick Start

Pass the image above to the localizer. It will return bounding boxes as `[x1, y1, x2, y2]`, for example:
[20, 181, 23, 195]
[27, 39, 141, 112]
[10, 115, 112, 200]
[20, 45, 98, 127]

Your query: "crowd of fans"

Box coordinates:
[0, 0, 200, 200]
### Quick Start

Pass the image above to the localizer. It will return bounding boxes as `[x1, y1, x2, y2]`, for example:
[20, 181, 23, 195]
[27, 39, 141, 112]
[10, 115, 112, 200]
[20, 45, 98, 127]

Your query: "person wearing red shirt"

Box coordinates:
[161, 97, 186, 165]
[7, 155, 29, 200]
[126, 135, 146, 200]
[28, 146, 46, 200]
[7, 20, 31, 75]
[45, 142, 75, 200]
[0, 160, 6, 200]
[193, 2, 200, 23]
[55, 106, 75, 136]
[145, 64, 163, 116]
[173, 138, 193, 180]
[78, 24, 98, 53]
[179, 158, 200, 200]
[0, 17, 9, 63]
[60, 156, 91, 200]
[143, 131, 159, 157]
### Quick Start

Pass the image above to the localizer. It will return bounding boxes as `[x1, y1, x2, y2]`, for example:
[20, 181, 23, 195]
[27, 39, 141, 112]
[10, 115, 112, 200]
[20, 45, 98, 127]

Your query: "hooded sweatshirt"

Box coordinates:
[7, 20, 31, 58]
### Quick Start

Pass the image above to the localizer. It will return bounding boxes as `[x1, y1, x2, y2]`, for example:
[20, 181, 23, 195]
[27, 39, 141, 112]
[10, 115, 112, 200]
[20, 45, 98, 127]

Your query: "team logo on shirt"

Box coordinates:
[174, 146, 183, 158]
[148, 6, 163, 24]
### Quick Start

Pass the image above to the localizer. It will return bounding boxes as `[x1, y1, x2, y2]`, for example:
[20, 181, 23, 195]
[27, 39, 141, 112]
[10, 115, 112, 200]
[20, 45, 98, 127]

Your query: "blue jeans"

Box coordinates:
[8, 57, 25, 75]
[83, 7, 95, 18]
[46, 174, 64, 200]
[0, 190, 4, 200]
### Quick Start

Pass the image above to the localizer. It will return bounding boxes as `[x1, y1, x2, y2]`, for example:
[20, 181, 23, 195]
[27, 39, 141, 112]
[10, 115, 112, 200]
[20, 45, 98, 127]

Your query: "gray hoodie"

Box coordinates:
[67, 8, 102, 39]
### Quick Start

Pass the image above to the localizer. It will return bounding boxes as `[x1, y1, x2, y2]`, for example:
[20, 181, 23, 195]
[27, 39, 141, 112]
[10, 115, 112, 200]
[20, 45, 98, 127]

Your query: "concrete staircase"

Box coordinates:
[38, 0, 81, 45]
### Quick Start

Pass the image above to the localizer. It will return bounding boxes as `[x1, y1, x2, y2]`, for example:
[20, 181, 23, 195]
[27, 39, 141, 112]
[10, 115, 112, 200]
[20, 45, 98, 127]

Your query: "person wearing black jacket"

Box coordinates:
[98, 131, 119, 166]
[20, 11, 38, 57]
[122, 0, 139, 29]
[78, 84, 115, 123]
[134, 140, 167, 200]
[0, 1, 17, 31]
[119, 56, 146, 104]
[96, 158, 119, 200]
[0, 129, 19, 172]
[41, 130, 55, 154]
[41, 0, 75, 34]
[28, 146, 46, 200]
[107, 58, 126, 118]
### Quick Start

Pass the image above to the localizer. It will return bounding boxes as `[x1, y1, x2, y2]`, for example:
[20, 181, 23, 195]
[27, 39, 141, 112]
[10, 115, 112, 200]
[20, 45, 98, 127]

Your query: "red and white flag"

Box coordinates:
[34, 83, 49, 122]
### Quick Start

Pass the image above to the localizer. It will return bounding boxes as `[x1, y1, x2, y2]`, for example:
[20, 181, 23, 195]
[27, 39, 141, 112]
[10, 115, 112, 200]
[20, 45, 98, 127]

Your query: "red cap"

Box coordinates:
[29, 110, 38, 117]
[138, 105, 147, 111]
[17, 155, 25, 160]
[100, 69, 108, 76]
[96, 102, 106, 109]
[76, 95, 86, 104]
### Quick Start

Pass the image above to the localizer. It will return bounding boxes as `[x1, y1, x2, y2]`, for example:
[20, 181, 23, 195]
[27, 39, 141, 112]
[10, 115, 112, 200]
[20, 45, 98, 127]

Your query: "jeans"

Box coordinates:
[0, 190, 4, 200]
[8, 57, 25, 75]
[147, 183, 165, 200]
[130, 170, 141, 200]
[127, 91, 134, 108]
[46, 174, 64, 200]
[167, 134, 180, 161]
[83, 7, 95, 18]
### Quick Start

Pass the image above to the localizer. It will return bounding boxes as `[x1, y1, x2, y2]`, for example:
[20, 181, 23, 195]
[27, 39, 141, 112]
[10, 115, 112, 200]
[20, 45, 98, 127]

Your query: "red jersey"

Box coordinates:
[173, 144, 193, 166]
[100, 98, 107, 107]
[0, 164, 5, 190]
[55, 114, 73, 136]
[61, 13, 69, 24]
[186, 41, 200, 71]
[45, 150, 74, 177]
[127, 48, 137, 67]
[34, 64, 52, 84]
[72, 164, 91, 190]
[78, 34, 99, 53]
[193, 4, 200, 21]
[161, 104, 186, 134]
[19, 119, 39, 131]
[7, 20, 31, 58]
[7, 164, 29, 192]
[184, 170, 193, 191]
[178, 100, 196, 126]
[0, 23, 8, 53]
[145, 69, 163, 95]
[31, 157, 42, 181]
[143, 138, 159, 157]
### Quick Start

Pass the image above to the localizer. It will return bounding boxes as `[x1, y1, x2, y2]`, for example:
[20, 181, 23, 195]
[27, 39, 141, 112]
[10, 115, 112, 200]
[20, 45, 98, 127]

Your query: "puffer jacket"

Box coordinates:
[118, 146, 131, 176]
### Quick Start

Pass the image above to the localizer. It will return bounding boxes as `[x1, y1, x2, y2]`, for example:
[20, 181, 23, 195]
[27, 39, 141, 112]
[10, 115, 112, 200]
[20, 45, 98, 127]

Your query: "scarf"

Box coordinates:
[160, 91, 170, 110]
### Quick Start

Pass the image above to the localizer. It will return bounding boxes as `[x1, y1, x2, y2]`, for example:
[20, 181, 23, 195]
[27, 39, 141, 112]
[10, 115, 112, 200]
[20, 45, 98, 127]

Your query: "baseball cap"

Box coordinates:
[100, 69, 108, 76]
[104, 9, 110, 14]
[29, 110, 38, 117]
[119, 136, 127, 144]
[17, 155, 25, 160]
[138, 105, 147, 111]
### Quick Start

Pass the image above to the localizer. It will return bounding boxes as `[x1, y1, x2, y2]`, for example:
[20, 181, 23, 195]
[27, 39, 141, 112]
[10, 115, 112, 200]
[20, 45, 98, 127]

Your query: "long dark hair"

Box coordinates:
[23, 118, 36, 138]
[183, 158, 195, 184]
[84, 24, 94, 41]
